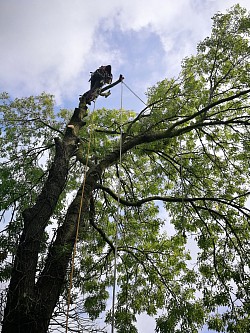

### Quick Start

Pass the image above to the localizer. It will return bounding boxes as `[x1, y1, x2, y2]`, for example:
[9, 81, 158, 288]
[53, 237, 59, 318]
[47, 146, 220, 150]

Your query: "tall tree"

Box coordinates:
[0, 5, 250, 333]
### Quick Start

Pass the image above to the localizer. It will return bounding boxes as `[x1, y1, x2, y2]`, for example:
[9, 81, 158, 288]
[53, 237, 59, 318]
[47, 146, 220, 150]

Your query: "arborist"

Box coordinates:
[89, 65, 113, 90]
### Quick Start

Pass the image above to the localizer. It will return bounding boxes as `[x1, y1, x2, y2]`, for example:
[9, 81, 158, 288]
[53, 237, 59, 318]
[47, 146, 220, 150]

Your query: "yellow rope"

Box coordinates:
[65, 103, 95, 332]
[66, 79, 125, 332]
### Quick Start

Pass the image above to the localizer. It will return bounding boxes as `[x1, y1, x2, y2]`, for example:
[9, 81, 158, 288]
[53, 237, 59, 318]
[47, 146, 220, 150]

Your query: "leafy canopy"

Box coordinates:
[0, 4, 250, 333]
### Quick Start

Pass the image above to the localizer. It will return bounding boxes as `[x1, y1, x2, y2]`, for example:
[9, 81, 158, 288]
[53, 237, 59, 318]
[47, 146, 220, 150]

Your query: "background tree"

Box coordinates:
[0, 5, 250, 333]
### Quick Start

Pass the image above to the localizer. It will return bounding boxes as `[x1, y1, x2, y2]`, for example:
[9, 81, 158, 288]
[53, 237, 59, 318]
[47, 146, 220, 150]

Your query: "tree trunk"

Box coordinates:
[2, 105, 88, 332]
[2, 76, 123, 333]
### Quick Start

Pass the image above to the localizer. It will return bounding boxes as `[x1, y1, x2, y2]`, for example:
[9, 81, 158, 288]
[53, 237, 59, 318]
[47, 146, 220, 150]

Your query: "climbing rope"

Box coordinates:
[179, 138, 185, 225]
[65, 102, 96, 333]
[122, 81, 147, 106]
[65, 78, 143, 332]
[111, 80, 124, 333]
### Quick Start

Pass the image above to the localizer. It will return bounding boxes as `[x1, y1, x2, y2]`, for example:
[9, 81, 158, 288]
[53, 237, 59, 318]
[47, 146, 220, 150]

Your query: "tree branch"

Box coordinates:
[89, 196, 115, 252]
[97, 89, 250, 173]
[100, 74, 124, 93]
[169, 88, 250, 131]
[38, 118, 64, 135]
[79, 74, 125, 106]
[96, 184, 250, 216]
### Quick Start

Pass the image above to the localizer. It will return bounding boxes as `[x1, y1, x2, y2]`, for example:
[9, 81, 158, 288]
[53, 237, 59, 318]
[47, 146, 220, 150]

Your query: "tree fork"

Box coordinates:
[2, 72, 124, 333]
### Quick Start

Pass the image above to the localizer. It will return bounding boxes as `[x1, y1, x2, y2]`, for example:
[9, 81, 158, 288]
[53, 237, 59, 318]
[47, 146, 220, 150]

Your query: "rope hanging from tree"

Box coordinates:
[111, 80, 124, 333]
[65, 102, 96, 333]
[65, 70, 146, 333]
[179, 138, 186, 238]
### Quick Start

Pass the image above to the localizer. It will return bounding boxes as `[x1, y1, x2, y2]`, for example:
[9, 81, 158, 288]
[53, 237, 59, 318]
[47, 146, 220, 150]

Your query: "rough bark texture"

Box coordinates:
[2, 76, 123, 333]
[3, 137, 73, 333]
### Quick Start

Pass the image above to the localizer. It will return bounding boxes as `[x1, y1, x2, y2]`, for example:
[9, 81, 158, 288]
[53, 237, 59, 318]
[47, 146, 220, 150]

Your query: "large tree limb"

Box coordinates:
[126, 88, 250, 136]
[96, 184, 250, 217]
[97, 89, 250, 172]
[2, 72, 124, 333]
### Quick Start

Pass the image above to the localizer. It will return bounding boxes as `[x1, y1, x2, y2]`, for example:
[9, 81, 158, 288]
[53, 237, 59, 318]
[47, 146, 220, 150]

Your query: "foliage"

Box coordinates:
[1, 4, 250, 333]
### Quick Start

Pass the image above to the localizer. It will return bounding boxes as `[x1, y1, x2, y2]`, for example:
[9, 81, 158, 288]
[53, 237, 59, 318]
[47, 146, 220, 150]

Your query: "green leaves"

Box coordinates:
[83, 280, 109, 320]
[1, 4, 250, 333]
[0, 92, 68, 276]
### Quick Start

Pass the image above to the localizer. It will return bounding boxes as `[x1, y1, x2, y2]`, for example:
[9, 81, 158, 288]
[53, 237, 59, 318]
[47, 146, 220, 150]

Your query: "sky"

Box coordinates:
[1, 0, 250, 113]
[1, 1, 250, 332]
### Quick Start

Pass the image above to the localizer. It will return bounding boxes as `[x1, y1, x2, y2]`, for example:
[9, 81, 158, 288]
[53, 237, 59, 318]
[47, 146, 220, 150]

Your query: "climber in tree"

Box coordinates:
[81, 65, 113, 105]
[89, 65, 113, 90]
[68, 67, 123, 132]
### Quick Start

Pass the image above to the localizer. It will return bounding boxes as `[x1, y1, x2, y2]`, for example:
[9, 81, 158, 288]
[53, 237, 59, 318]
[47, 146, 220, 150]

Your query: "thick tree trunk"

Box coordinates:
[2, 139, 72, 332]
[33, 169, 99, 332]
[2, 76, 123, 333]
[2, 105, 88, 332]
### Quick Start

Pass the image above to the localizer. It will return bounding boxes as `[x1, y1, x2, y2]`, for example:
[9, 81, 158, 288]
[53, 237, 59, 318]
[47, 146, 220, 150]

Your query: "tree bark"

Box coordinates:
[2, 137, 72, 333]
[2, 76, 123, 333]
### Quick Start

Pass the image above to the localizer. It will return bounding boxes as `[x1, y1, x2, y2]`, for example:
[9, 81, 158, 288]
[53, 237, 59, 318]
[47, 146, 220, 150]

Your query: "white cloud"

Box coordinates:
[1, 1, 250, 332]
[0, 0, 103, 101]
[1, 0, 250, 106]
